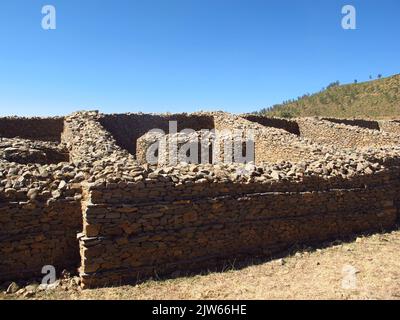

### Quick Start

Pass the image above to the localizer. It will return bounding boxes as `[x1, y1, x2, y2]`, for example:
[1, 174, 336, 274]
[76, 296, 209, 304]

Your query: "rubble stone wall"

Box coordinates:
[134, 112, 317, 166]
[0, 114, 86, 282]
[0, 117, 64, 142]
[0, 200, 82, 282]
[99, 113, 215, 157]
[321, 118, 380, 131]
[2, 110, 400, 289]
[0, 162, 83, 281]
[297, 118, 400, 149]
[132, 112, 336, 166]
[0, 138, 69, 165]
[241, 115, 301, 135]
[379, 120, 400, 135]
[79, 168, 400, 288]
[213, 113, 322, 164]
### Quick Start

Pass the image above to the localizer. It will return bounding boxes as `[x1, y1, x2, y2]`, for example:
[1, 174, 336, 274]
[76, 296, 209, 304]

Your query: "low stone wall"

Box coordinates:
[0, 162, 83, 282]
[137, 130, 251, 166]
[79, 165, 400, 288]
[297, 118, 400, 149]
[0, 200, 82, 282]
[213, 113, 323, 164]
[379, 120, 400, 135]
[322, 118, 380, 131]
[99, 113, 215, 157]
[0, 138, 69, 165]
[136, 132, 164, 165]
[2, 110, 400, 289]
[241, 115, 300, 135]
[0, 117, 64, 142]
[101, 111, 317, 166]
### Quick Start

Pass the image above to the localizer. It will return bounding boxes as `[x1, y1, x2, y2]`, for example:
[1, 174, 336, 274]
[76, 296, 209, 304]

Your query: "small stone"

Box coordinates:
[37, 284, 48, 292]
[364, 167, 373, 175]
[73, 172, 85, 182]
[356, 162, 366, 171]
[51, 190, 61, 199]
[46, 280, 61, 290]
[27, 188, 39, 200]
[270, 170, 280, 180]
[39, 168, 50, 178]
[58, 180, 67, 190]
[147, 172, 158, 179]
[61, 269, 71, 279]
[16, 288, 26, 295]
[6, 282, 20, 294]
[23, 291, 35, 298]
[24, 284, 38, 296]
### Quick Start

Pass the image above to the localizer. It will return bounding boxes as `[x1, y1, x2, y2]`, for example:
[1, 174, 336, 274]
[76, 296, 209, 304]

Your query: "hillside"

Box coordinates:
[259, 74, 400, 119]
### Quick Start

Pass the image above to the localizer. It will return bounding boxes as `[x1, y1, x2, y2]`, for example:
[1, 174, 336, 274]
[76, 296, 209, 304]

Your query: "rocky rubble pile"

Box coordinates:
[0, 137, 68, 165]
[1, 270, 81, 298]
[120, 152, 386, 185]
[3, 111, 399, 201]
[63, 111, 134, 164]
[0, 160, 84, 202]
[82, 152, 391, 188]
[62, 111, 400, 186]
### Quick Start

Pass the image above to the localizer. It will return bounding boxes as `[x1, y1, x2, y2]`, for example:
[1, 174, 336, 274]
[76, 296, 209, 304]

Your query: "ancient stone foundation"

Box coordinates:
[1, 112, 400, 288]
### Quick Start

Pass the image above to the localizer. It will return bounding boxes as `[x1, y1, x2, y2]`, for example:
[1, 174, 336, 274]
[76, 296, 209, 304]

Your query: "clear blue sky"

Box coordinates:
[0, 0, 399, 116]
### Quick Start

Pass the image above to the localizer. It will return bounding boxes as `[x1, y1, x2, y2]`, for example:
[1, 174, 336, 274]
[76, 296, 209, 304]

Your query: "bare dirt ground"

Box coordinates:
[2, 228, 400, 300]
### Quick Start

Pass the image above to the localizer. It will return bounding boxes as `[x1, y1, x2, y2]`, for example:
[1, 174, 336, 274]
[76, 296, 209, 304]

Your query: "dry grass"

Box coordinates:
[2, 228, 400, 300]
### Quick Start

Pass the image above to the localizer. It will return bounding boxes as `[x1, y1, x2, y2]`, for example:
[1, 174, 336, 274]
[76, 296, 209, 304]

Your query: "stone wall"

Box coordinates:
[0, 138, 69, 165]
[136, 132, 164, 165]
[0, 161, 83, 282]
[322, 118, 380, 131]
[0, 117, 64, 142]
[241, 115, 300, 135]
[213, 113, 320, 164]
[72, 111, 400, 287]
[1, 110, 400, 289]
[0, 115, 84, 282]
[297, 118, 400, 149]
[99, 113, 215, 157]
[118, 112, 336, 166]
[379, 120, 400, 135]
[79, 163, 400, 288]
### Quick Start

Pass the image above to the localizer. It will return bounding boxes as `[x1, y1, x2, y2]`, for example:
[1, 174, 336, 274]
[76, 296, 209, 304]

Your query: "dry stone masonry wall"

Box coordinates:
[379, 120, 400, 135]
[0, 138, 69, 165]
[241, 115, 300, 135]
[0, 117, 64, 142]
[99, 113, 215, 156]
[1, 112, 400, 288]
[297, 117, 400, 149]
[0, 160, 83, 282]
[321, 118, 380, 131]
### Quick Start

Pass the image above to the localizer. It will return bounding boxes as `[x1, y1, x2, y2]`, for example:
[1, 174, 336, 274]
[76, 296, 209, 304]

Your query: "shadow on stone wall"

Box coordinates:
[99, 113, 215, 158]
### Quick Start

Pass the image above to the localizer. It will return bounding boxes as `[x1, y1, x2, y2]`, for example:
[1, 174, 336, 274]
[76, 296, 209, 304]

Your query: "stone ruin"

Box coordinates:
[1, 111, 400, 288]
